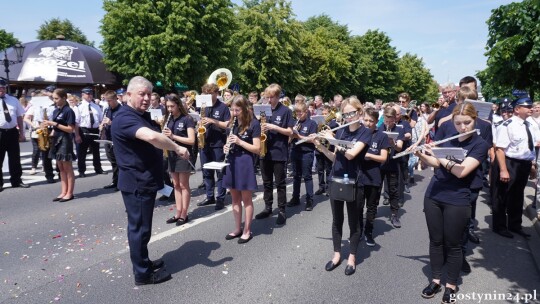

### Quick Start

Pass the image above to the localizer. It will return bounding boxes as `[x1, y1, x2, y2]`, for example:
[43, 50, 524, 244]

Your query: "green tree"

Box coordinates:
[482, 0, 540, 99]
[349, 30, 399, 102]
[101, 0, 235, 89]
[233, 0, 305, 93]
[300, 16, 352, 98]
[0, 29, 19, 52]
[37, 18, 94, 46]
[395, 53, 436, 102]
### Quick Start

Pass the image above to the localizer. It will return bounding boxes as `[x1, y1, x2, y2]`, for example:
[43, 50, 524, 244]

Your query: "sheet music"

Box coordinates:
[326, 138, 355, 149]
[253, 104, 272, 118]
[383, 131, 399, 139]
[203, 161, 230, 170]
[189, 113, 201, 122]
[431, 147, 466, 160]
[157, 184, 173, 197]
[310, 115, 325, 125]
[196, 95, 212, 108]
[149, 109, 163, 120]
[464, 99, 492, 120]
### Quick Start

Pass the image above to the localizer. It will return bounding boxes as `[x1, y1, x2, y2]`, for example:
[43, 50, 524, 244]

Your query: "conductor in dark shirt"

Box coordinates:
[112, 76, 190, 285]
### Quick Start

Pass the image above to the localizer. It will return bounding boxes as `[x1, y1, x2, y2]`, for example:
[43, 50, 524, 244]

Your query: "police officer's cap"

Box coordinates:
[0, 79, 7, 87]
[45, 85, 56, 93]
[512, 97, 533, 108]
[501, 102, 513, 112]
[116, 88, 126, 95]
[81, 87, 93, 95]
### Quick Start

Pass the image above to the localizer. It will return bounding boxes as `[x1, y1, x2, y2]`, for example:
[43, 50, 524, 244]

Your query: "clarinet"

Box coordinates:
[162, 112, 172, 158]
[223, 116, 237, 164]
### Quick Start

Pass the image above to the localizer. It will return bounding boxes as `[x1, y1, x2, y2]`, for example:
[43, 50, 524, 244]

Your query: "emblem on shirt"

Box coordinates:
[275, 116, 282, 123]
[213, 111, 220, 118]
[371, 142, 378, 149]
[176, 123, 184, 131]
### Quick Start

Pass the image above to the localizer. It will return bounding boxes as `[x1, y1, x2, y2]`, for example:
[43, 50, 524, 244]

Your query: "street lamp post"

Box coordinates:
[2, 42, 25, 95]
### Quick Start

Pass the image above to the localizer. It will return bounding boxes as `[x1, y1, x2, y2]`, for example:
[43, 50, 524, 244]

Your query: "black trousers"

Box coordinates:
[381, 170, 400, 213]
[424, 197, 470, 285]
[260, 159, 287, 211]
[315, 151, 332, 191]
[105, 144, 118, 185]
[492, 157, 531, 232]
[330, 186, 364, 255]
[30, 137, 54, 179]
[77, 128, 103, 174]
[0, 128, 23, 187]
[362, 185, 381, 233]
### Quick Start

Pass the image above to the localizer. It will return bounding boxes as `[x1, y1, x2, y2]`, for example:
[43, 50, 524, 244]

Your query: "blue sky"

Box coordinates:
[2, 0, 516, 85]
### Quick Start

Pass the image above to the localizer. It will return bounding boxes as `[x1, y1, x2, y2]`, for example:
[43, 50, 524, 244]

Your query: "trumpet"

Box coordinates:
[260, 112, 267, 157]
[392, 129, 479, 159]
[296, 119, 362, 145]
[198, 103, 207, 149]
[289, 120, 301, 144]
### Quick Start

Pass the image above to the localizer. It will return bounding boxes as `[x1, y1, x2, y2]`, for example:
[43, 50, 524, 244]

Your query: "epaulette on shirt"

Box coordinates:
[493, 121, 504, 128]
[502, 119, 512, 127]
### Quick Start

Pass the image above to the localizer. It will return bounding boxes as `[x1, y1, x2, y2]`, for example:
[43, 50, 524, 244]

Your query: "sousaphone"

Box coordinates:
[207, 68, 232, 91]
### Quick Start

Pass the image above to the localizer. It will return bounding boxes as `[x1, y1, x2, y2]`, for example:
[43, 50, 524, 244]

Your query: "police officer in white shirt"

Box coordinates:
[492, 97, 539, 239]
[76, 87, 106, 177]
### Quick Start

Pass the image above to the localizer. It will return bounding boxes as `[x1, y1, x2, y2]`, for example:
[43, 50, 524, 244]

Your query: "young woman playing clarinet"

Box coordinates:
[223, 95, 261, 244]
[416, 102, 489, 303]
[162, 94, 195, 226]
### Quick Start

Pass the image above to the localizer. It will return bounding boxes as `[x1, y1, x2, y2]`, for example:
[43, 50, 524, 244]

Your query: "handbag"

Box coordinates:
[327, 129, 357, 202]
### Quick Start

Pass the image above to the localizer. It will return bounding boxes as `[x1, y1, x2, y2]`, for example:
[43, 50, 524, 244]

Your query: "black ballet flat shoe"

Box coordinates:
[344, 264, 356, 276]
[225, 232, 242, 240]
[52, 197, 63, 202]
[238, 234, 253, 244]
[58, 196, 75, 202]
[421, 281, 441, 299]
[176, 216, 189, 226]
[325, 260, 341, 272]
[166, 216, 180, 224]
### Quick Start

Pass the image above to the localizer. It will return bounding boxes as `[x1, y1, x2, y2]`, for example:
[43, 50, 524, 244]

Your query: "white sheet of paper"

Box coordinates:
[30, 96, 53, 108]
[431, 147, 466, 160]
[149, 109, 163, 120]
[326, 138, 356, 149]
[383, 131, 399, 139]
[310, 115, 325, 125]
[157, 184, 174, 197]
[196, 95, 212, 108]
[189, 113, 201, 122]
[203, 161, 230, 170]
[464, 99, 492, 120]
[400, 106, 408, 115]
[253, 104, 272, 118]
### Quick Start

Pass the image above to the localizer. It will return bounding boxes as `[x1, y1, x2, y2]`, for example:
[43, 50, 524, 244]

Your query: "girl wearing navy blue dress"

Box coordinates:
[43, 89, 76, 202]
[162, 94, 195, 226]
[416, 102, 489, 303]
[315, 97, 371, 276]
[223, 95, 261, 244]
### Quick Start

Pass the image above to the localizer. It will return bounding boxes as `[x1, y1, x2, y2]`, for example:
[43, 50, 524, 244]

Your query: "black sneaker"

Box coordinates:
[134, 268, 172, 286]
[286, 197, 300, 207]
[365, 233, 375, 247]
[421, 281, 441, 299]
[255, 209, 272, 219]
[383, 198, 389, 205]
[390, 214, 401, 228]
[441, 287, 457, 303]
[276, 211, 286, 225]
[305, 201, 313, 211]
[404, 185, 410, 193]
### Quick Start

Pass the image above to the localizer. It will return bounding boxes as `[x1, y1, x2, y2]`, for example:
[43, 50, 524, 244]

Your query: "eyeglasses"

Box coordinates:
[342, 110, 358, 119]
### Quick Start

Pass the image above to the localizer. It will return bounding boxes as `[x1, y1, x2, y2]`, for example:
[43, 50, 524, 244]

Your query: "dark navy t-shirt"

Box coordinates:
[52, 105, 76, 136]
[434, 102, 457, 133]
[104, 104, 121, 140]
[360, 129, 391, 187]
[168, 114, 196, 150]
[378, 124, 405, 172]
[425, 133, 490, 205]
[203, 100, 231, 148]
[112, 106, 164, 193]
[292, 118, 318, 153]
[230, 118, 261, 157]
[331, 125, 371, 182]
[263, 102, 295, 161]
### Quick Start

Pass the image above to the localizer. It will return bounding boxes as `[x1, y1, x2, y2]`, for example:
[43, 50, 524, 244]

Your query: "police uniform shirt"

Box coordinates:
[425, 133, 490, 206]
[332, 125, 371, 182]
[231, 119, 261, 155]
[496, 116, 540, 161]
[104, 104, 122, 140]
[112, 106, 164, 193]
[77, 100, 103, 128]
[264, 102, 295, 162]
[0, 94, 24, 129]
[167, 114, 195, 150]
[203, 100, 231, 148]
[292, 118, 318, 153]
[52, 105, 76, 136]
[378, 124, 405, 172]
[360, 129, 391, 187]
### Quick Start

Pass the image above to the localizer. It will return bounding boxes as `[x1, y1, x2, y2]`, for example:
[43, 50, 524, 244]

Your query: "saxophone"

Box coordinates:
[259, 112, 267, 157]
[36, 107, 50, 151]
[162, 112, 172, 158]
[198, 104, 207, 148]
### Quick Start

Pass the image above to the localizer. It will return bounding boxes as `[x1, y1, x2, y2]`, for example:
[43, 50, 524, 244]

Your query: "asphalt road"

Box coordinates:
[1, 141, 540, 304]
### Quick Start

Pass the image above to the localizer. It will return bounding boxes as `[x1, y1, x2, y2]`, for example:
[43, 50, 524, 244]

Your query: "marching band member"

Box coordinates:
[316, 97, 370, 276]
[100, 90, 122, 191]
[255, 84, 294, 225]
[416, 102, 489, 303]
[196, 83, 231, 210]
[360, 108, 390, 247]
[223, 95, 261, 243]
[44, 89, 77, 202]
[162, 94, 195, 226]
[287, 102, 318, 211]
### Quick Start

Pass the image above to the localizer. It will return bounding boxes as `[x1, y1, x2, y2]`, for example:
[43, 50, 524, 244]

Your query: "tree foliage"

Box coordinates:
[480, 0, 540, 99]
[101, 0, 235, 89]
[0, 29, 20, 52]
[395, 53, 436, 102]
[232, 0, 305, 93]
[37, 18, 94, 46]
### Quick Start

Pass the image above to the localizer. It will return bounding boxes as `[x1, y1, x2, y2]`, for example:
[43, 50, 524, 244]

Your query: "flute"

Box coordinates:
[295, 119, 362, 145]
[392, 129, 479, 159]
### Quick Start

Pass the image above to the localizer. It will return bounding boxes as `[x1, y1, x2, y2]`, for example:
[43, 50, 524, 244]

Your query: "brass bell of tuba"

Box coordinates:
[207, 68, 232, 92]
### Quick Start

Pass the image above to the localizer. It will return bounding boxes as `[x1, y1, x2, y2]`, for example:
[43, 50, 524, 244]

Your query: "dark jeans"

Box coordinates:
[462, 189, 480, 252]
[30, 137, 54, 179]
[292, 150, 314, 201]
[315, 151, 332, 191]
[200, 146, 226, 200]
[424, 197, 470, 285]
[260, 159, 287, 211]
[0, 128, 23, 186]
[362, 185, 381, 233]
[381, 170, 400, 213]
[105, 144, 118, 185]
[77, 128, 103, 174]
[398, 159, 407, 201]
[121, 190, 156, 281]
[330, 186, 364, 255]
